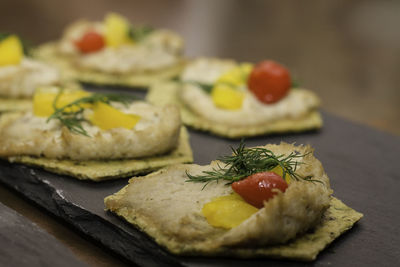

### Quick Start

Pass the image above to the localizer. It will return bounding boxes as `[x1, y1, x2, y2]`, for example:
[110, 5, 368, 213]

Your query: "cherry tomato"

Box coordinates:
[75, 31, 105, 53]
[247, 60, 291, 104]
[231, 171, 288, 208]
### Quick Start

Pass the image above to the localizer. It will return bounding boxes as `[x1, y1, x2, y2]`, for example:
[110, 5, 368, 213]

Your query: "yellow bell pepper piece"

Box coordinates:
[0, 35, 23, 66]
[104, 13, 132, 47]
[216, 67, 243, 87]
[202, 193, 258, 229]
[270, 165, 291, 184]
[211, 84, 244, 110]
[216, 63, 254, 87]
[211, 63, 253, 110]
[33, 89, 91, 117]
[239, 63, 253, 80]
[89, 102, 140, 130]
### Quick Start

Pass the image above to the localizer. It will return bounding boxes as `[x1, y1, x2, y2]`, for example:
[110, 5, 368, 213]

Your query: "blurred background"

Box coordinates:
[1, 0, 399, 135]
[0, 0, 399, 265]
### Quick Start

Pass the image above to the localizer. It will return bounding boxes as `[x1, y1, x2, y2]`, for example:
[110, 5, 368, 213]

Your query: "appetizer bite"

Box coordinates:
[0, 87, 192, 181]
[34, 13, 185, 88]
[105, 142, 362, 260]
[0, 34, 60, 112]
[147, 58, 322, 138]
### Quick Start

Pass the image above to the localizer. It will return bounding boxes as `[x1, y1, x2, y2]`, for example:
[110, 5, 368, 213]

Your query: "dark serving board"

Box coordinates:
[0, 202, 87, 267]
[0, 86, 399, 266]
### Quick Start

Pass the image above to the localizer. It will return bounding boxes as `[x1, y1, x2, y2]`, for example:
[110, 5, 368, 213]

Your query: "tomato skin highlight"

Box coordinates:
[75, 31, 105, 53]
[231, 172, 288, 208]
[247, 60, 291, 104]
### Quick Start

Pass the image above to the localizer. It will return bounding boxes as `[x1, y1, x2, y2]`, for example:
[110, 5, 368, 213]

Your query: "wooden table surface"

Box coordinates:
[0, 0, 399, 266]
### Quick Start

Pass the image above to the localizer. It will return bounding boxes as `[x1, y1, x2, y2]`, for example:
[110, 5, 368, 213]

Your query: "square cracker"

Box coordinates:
[0, 98, 32, 112]
[147, 81, 323, 138]
[7, 127, 193, 181]
[33, 43, 186, 88]
[105, 187, 362, 261]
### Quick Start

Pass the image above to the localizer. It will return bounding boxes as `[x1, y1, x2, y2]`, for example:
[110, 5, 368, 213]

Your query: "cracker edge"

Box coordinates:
[0, 98, 32, 112]
[105, 191, 363, 261]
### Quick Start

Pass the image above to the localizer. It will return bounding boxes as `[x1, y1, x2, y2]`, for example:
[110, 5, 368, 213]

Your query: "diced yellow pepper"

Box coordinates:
[104, 13, 132, 47]
[239, 63, 254, 80]
[202, 193, 258, 229]
[89, 102, 140, 130]
[216, 63, 254, 87]
[0, 35, 23, 66]
[211, 84, 244, 110]
[270, 165, 291, 184]
[211, 63, 253, 110]
[33, 89, 91, 117]
[216, 67, 243, 87]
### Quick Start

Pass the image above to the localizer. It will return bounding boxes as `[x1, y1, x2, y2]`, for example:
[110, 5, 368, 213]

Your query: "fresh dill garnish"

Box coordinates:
[171, 76, 180, 82]
[182, 80, 213, 94]
[128, 25, 154, 42]
[186, 141, 320, 188]
[291, 80, 300, 88]
[47, 91, 136, 137]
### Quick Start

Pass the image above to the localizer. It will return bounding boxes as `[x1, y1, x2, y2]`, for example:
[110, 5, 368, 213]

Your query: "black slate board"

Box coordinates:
[0, 86, 399, 266]
[0, 202, 87, 267]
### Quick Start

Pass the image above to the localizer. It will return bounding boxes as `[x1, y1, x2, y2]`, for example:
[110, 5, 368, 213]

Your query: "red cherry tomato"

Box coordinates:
[231, 171, 288, 208]
[74, 31, 105, 53]
[247, 60, 291, 104]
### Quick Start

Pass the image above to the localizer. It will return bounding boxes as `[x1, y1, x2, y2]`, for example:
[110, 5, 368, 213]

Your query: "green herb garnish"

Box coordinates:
[47, 91, 136, 137]
[0, 33, 11, 42]
[291, 79, 300, 88]
[182, 80, 213, 94]
[186, 141, 320, 188]
[128, 25, 154, 42]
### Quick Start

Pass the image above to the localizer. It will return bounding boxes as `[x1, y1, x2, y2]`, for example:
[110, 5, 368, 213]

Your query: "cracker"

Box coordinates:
[106, 187, 362, 261]
[147, 81, 323, 138]
[0, 98, 32, 112]
[7, 127, 193, 181]
[33, 43, 185, 88]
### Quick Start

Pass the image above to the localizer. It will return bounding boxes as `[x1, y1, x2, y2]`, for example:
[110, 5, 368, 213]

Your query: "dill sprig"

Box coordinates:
[291, 80, 300, 88]
[47, 91, 136, 137]
[186, 141, 320, 188]
[128, 25, 154, 42]
[182, 80, 213, 93]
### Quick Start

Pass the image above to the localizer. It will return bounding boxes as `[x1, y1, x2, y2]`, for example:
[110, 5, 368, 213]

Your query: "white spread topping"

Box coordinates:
[0, 58, 60, 98]
[180, 58, 236, 84]
[0, 101, 181, 160]
[58, 21, 183, 74]
[180, 58, 320, 126]
[104, 143, 331, 251]
[78, 46, 178, 73]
